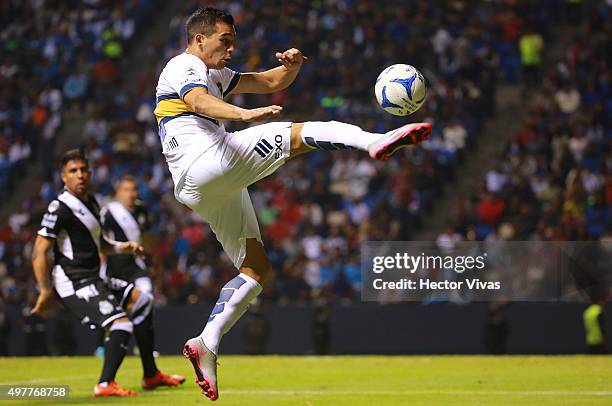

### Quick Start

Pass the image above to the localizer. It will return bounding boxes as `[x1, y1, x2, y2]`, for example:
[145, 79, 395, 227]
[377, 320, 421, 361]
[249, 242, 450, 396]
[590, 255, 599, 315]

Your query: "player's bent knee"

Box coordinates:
[289, 123, 310, 158]
[241, 263, 273, 285]
[127, 289, 153, 325]
[134, 276, 153, 295]
[240, 260, 273, 284]
[109, 318, 133, 333]
[240, 238, 274, 284]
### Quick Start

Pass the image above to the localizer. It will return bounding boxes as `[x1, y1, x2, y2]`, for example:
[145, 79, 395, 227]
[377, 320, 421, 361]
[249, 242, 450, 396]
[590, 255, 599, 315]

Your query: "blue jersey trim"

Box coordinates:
[223, 72, 241, 97]
[179, 83, 208, 99]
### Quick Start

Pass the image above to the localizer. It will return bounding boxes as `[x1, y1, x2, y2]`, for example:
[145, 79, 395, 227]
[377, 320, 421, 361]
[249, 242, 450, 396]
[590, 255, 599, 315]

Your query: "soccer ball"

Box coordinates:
[375, 64, 426, 116]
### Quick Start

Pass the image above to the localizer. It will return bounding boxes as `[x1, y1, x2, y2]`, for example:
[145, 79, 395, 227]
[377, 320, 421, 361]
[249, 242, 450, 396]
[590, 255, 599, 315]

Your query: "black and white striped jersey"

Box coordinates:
[100, 201, 150, 280]
[37, 190, 102, 284]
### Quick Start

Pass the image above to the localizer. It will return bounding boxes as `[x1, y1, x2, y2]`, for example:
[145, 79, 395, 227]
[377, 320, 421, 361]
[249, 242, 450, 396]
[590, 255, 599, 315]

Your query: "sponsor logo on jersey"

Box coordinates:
[182, 67, 202, 84]
[164, 136, 179, 150]
[254, 135, 283, 159]
[41, 213, 58, 229]
[75, 284, 100, 303]
[254, 138, 274, 158]
[274, 134, 283, 159]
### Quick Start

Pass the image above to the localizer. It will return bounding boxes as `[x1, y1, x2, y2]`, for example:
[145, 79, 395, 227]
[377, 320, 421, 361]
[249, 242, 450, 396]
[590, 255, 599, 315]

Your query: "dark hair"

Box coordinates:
[115, 174, 137, 189]
[60, 148, 89, 169]
[186, 7, 234, 43]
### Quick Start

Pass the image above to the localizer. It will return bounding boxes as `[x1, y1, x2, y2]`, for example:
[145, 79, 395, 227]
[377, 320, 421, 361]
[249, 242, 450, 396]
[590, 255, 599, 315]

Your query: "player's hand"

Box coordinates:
[119, 241, 145, 256]
[241, 105, 283, 121]
[275, 48, 307, 71]
[32, 290, 55, 318]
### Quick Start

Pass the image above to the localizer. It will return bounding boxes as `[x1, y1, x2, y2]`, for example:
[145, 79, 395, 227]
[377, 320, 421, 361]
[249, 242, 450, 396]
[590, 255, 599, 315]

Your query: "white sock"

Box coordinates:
[300, 121, 382, 152]
[200, 273, 262, 354]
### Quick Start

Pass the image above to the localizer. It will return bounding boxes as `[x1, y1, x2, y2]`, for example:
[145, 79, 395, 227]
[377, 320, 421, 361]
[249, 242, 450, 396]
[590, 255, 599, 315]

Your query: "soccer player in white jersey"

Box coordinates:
[155, 7, 432, 400]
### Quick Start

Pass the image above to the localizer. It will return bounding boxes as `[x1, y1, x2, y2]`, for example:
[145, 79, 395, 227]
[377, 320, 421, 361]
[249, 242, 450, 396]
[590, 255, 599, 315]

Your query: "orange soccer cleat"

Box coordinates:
[141, 370, 186, 390]
[93, 381, 138, 397]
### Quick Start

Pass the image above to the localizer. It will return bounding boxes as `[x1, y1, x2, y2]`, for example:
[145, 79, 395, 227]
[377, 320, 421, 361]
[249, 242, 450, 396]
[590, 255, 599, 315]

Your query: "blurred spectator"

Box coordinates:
[442, 118, 467, 154]
[519, 26, 544, 89]
[313, 302, 331, 355]
[0, 0, 156, 197]
[437, 225, 464, 254]
[484, 301, 509, 355]
[479, 192, 507, 226]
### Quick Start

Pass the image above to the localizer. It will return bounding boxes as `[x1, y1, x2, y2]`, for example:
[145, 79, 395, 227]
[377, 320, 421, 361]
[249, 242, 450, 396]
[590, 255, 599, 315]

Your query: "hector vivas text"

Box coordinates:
[370, 252, 501, 291]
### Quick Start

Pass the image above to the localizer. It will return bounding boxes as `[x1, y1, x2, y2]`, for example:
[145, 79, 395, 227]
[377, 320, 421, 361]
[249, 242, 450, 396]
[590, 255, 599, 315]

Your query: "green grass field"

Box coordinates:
[0, 355, 611, 405]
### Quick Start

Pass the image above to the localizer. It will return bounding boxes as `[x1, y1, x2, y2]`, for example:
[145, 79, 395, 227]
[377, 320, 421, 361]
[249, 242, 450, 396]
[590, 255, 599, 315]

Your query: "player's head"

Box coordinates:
[60, 148, 90, 197]
[186, 7, 235, 69]
[115, 175, 138, 209]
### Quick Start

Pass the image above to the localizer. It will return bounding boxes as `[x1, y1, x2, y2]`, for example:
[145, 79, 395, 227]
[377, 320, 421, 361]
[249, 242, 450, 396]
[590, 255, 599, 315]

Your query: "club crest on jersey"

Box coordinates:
[98, 300, 114, 315]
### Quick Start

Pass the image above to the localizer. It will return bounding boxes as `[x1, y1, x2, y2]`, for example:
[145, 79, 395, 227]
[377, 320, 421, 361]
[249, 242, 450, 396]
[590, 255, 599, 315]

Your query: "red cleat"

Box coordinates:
[93, 381, 138, 397]
[141, 370, 186, 390]
[368, 122, 433, 160]
[183, 337, 218, 401]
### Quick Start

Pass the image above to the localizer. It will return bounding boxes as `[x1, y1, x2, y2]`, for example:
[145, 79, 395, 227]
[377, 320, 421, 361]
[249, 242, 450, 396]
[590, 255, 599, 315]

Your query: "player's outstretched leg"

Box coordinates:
[290, 120, 432, 160]
[184, 239, 270, 401]
[94, 318, 138, 397]
[127, 289, 185, 389]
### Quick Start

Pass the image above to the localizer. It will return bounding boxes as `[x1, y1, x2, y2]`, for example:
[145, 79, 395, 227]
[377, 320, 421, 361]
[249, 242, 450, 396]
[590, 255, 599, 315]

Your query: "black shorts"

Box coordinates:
[102, 262, 151, 295]
[104, 276, 138, 306]
[58, 279, 128, 329]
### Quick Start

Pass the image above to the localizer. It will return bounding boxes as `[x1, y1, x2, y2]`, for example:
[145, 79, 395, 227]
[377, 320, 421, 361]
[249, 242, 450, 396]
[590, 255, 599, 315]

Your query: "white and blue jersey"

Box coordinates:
[154, 52, 240, 189]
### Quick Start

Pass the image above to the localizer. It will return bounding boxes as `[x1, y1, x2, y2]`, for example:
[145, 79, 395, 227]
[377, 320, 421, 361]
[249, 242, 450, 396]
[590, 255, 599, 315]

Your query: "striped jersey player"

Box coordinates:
[101, 175, 153, 295]
[31, 149, 184, 397]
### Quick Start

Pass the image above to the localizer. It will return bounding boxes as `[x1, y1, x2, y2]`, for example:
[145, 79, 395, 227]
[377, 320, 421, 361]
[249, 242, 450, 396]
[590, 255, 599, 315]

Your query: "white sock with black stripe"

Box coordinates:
[200, 273, 262, 355]
[300, 121, 382, 151]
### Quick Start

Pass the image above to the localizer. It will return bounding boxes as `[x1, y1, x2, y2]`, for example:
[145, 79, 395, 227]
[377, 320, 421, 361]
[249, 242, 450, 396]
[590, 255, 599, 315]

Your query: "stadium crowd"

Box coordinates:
[439, 4, 610, 244]
[434, 2, 611, 303]
[0, 0, 158, 197]
[1, 0, 588, 339]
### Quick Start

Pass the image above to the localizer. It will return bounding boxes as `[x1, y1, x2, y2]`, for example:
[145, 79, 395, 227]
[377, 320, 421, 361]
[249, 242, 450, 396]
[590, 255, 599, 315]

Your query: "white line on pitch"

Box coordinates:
[3, 379, 610, 397]
[0, 369, 139, 385]
[150, 389, 612, 397]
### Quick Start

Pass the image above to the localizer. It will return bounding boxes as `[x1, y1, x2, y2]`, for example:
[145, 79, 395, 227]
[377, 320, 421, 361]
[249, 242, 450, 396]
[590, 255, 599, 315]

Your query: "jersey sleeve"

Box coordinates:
[37, 200, 65, 239]
[166, 56, 210, 100]
[100, 206, 118, 242]
[218, 67, 241, 97]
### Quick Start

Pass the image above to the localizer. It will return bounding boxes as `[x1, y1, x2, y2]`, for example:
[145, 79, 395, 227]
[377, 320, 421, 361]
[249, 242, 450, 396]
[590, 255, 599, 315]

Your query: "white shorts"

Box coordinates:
[176, 121, 292, 268]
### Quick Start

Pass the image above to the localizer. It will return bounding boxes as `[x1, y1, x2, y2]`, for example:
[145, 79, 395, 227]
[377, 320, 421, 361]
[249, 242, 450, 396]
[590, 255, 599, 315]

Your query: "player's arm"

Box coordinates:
[231, 48, 307, 95]
[183, 87, 282, 122]
[31, 236, 54, 316]
[100, 235, 145, 256]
